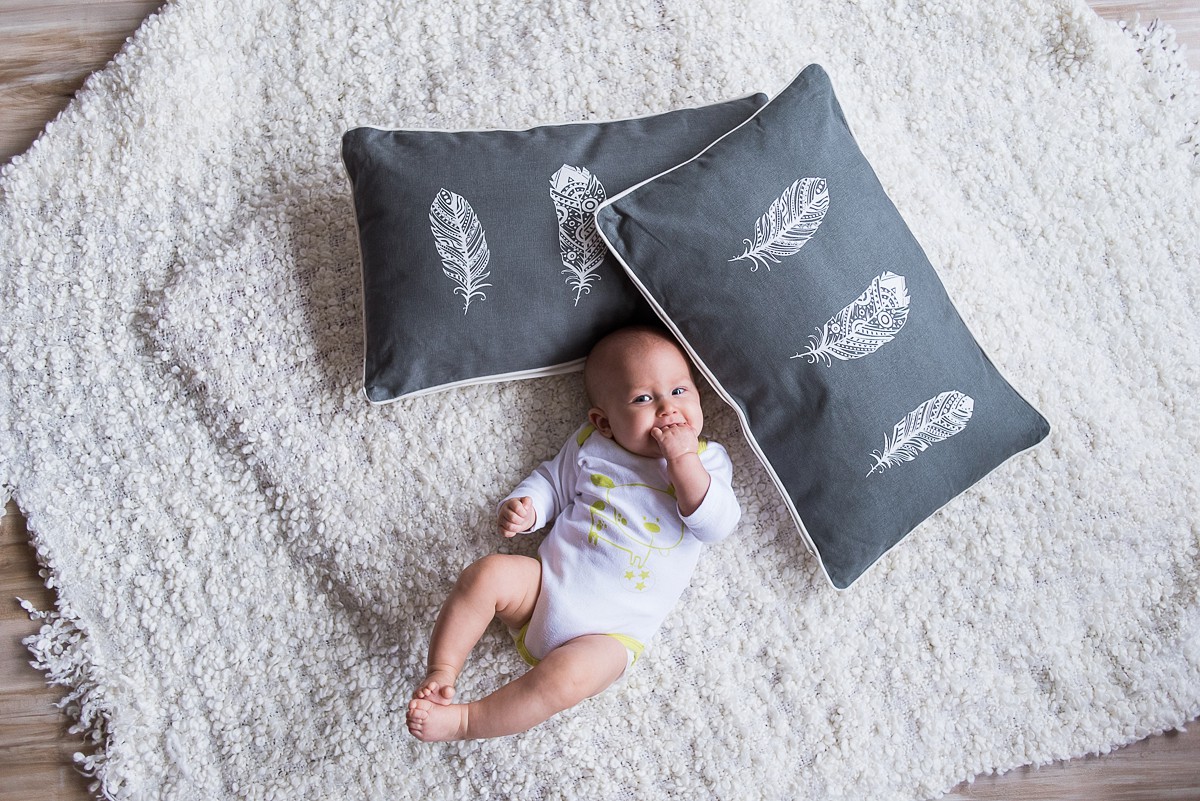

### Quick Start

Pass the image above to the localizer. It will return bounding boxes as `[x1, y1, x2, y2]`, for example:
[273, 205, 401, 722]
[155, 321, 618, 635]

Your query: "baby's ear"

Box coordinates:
[588, 407, 613, 438]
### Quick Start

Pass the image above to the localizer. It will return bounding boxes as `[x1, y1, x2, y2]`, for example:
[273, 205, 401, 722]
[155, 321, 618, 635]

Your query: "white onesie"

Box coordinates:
[502, 423, 740, 670]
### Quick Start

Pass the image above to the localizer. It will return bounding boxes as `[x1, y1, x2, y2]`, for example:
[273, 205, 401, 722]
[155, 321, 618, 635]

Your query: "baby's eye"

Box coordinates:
[632, 394, 652, 404]
[671, 387, 688, 396]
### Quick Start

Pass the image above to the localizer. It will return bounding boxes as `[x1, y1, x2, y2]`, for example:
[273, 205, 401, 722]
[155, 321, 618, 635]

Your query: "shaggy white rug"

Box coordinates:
[2, 0, 1198, 798]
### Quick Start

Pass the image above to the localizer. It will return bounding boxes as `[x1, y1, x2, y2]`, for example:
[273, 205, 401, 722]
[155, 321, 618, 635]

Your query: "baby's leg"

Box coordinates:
[413, 554, 542, 706]
[407, 634, 628, 741]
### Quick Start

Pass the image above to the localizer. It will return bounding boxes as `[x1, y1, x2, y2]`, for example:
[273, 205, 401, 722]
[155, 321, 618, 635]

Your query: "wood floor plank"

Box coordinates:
[0, 0, 162, 161]
[0, 3, 164, 83]
[1, 543, 53, 607]
[0, 692, 74, 748]
[0, 768, 93, 801]
[945, 726, 1200, 800]
[0, 502, 91, 801]
[1091, 0, 1200, 46]
[2, 617, 54, 694]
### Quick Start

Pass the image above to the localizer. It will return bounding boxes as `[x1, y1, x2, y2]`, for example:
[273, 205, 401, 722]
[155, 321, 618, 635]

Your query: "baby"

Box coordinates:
[406, 325, 740, 741]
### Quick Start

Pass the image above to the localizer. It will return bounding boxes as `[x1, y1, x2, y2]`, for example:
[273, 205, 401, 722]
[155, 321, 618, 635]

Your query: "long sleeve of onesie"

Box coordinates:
[499, 423, 740, 663]
[681, 445, 740, 543]
[501, 428, 586, 533]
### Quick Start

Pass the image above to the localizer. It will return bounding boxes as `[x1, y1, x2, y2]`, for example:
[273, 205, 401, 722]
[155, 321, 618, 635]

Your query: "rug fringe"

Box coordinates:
[19, 590, 118, 800]
[1117, 16, 1200, 171]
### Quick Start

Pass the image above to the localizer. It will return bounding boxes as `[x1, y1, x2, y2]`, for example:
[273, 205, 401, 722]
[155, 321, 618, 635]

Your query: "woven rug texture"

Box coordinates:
[1, 0, 1198, 798]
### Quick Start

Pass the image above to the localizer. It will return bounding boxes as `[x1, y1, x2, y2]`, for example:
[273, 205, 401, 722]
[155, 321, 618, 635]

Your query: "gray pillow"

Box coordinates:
[341, 94, 768, 403]
[595, 65, 1050, 589]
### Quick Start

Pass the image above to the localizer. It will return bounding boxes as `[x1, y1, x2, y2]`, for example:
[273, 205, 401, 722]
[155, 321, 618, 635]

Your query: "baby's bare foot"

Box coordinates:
[413, 667, 457, 706]
[406, 697, 469, 742]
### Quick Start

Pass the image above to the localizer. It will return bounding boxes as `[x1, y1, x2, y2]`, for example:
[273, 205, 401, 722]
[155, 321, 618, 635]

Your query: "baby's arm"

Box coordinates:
[677, 439, 741, 543]
[497, 427, 584, 536]
[653, 423, 710, 517]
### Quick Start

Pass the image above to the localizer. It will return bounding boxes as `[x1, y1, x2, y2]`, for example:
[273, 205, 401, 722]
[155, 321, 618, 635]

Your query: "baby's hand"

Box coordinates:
[651, 422, 700, 462]
[498, 496, 536, 538]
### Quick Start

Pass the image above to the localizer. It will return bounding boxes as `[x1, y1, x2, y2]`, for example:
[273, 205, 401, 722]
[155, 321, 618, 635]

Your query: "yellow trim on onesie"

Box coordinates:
[577, 423, 597, 446]
[604, 633, 645, 664]
[511, 624, 644, 668]
[513, 623, 540, 667]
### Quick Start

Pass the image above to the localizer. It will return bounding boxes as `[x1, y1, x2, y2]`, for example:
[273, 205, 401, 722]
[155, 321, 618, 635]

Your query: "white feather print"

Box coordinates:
[867, 391, 975, 477]
[729, 177, 829, 271]
[429, 188, 492, 314]
[792, 272, 910, 365]
[549, 164, 608, 305]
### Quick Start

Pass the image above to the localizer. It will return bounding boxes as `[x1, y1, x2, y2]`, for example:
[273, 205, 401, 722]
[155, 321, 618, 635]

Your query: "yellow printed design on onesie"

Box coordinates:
[501, 423, 740, 667]
[586, 472, 683, 593]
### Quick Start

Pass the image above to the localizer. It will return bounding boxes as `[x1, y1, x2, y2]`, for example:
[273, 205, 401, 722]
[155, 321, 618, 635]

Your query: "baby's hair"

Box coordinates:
[583, 324, 689, 405]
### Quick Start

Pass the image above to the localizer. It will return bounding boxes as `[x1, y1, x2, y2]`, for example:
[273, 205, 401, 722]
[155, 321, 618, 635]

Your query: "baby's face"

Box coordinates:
[588, 339, 704, 459]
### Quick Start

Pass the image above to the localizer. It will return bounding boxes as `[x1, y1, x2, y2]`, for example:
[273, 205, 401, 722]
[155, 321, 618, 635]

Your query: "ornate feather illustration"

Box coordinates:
[866, 391, 975, 477]
[792, 272, 910, 365]
[549, 164, 608, 305]
[429, 188, 492, 314]
[729, 177, 829, 271]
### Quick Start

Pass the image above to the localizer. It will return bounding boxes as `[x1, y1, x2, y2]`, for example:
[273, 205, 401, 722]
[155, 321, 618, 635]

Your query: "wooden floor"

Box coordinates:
[1, 2, 1198, 799]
